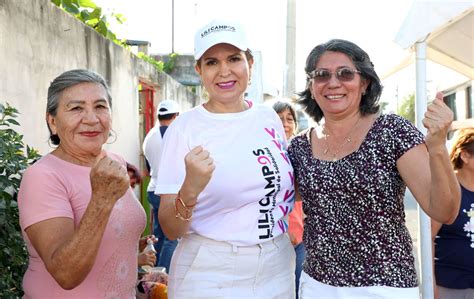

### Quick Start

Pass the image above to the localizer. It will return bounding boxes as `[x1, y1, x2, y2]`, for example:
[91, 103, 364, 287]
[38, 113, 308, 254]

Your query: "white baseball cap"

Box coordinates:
[157, 100, 180, 116]
[194, 19, 249, 60]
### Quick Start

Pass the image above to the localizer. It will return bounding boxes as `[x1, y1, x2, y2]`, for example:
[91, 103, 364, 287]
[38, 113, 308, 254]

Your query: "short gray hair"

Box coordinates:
[272, 100, 298, 131]
[46, 69, 112, 145]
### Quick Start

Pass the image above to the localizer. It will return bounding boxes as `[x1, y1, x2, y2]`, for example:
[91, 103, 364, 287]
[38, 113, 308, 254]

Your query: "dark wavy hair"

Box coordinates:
[46, 69, 112, 145]
[297, 39, 382, 123]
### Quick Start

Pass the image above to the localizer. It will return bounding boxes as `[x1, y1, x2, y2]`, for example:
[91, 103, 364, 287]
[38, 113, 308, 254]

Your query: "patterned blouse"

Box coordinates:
[287, 114, 424, 288]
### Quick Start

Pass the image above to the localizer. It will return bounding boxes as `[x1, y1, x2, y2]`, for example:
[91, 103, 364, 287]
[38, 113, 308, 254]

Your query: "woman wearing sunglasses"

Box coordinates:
[287, 39, 460, 298]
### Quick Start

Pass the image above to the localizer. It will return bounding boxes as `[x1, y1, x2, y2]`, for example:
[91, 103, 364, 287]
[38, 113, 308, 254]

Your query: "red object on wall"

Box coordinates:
[140, 81, 156, 134]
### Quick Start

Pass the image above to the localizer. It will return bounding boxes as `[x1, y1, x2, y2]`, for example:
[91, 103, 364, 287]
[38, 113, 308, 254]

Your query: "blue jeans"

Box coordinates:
[147, 191, 178, 272]
[294, 242, 306, 299]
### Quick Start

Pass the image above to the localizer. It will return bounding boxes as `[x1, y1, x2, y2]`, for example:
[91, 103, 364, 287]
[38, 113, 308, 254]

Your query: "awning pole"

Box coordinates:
[415, 41, 434, 299]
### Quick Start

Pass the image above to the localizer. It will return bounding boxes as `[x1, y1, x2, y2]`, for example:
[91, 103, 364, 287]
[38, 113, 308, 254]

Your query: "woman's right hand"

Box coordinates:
[90, 152, 130, 204]
[181, 146, 215, 199]
[158, 146, 215, 240]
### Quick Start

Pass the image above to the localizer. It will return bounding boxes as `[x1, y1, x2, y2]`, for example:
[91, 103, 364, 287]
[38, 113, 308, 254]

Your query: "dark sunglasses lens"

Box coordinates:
[314, 70, 331, 82]
[337, 68, 356, 81]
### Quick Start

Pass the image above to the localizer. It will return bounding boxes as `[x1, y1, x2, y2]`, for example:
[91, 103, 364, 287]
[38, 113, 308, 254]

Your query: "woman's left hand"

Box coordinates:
[138, 251, 157, 267]
[422, 92, 453, 150]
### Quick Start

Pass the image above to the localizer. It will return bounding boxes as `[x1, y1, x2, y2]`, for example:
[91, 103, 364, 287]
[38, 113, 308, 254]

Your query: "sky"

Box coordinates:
[94, 0, 449, 111]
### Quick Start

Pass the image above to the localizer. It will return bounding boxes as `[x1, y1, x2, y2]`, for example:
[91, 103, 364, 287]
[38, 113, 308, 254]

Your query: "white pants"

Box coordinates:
[168, 233, 296, 299]
[299, 271, 419, 299]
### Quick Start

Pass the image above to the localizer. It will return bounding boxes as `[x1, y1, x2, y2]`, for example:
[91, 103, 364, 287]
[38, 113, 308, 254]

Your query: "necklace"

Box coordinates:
[322, 116, 362, 161]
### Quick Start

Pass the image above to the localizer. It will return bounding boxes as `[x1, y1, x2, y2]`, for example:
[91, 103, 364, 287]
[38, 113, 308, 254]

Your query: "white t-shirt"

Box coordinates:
[156, 103, 295, 246]
[142, 124, 164, 192]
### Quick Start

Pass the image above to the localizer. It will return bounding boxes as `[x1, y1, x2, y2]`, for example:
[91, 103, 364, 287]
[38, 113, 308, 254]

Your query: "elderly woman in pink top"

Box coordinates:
[18, 69, 146, 298]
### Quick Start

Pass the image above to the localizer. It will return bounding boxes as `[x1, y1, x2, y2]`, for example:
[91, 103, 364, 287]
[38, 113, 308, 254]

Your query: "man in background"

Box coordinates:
[142, 99, 180, 272]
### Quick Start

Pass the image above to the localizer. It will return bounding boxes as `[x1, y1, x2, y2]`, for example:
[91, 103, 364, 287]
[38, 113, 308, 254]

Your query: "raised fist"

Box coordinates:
[183, 146, 215, 198]
[90, 152, 130, 204]
[422, 92, 454, 150]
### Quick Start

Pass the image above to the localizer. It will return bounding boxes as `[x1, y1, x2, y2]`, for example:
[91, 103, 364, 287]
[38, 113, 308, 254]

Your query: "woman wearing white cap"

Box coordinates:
[155, 19, 296, 298]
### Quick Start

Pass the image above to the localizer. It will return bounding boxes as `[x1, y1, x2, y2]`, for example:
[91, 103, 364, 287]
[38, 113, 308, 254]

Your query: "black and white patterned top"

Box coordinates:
[288, 114, 424, 288]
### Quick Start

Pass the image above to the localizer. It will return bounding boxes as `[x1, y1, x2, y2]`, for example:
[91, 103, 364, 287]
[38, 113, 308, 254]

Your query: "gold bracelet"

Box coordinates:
[175, 190, 196, 211]
[173, 191, 194, 222]
[174, 204, 191, 222]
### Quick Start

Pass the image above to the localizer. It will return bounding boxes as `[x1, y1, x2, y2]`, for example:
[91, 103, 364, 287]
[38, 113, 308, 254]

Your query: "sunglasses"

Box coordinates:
[308, 67, 361, 83]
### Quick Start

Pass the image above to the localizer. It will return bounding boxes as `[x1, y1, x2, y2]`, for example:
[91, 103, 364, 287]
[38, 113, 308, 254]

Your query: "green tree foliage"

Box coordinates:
[51, 0, 125, 43]
[398, 93, 415, 124]
[0, 103, 40, 298]
[137, 52, 179, 73]
[50, 0, 177, 74]
[379, 101, 389, 114]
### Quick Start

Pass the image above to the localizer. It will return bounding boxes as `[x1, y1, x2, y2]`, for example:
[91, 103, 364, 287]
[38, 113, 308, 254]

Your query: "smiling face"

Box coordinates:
[47, 82, 111, 158]
[195, 43, 253, 108]
[310, 51, 368, 118]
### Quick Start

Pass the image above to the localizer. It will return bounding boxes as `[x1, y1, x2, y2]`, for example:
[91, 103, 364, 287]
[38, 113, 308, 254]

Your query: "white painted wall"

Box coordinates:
[0, 0, 198, 168]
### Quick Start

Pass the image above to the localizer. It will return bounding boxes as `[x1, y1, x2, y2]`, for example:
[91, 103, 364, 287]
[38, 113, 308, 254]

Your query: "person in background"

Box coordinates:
[18, 69, 146, 298]
[142, 99, 180, 272]
[137, 236, 158, 268]
[155, 19, 296, 298]
[288, 39, 461, 298]
[136, 235, 168, 299]
[273, 100, 306, 299]
[124, 164, 156, 271]
[432, 128, 474, 299]
[127, 162, 142, 189]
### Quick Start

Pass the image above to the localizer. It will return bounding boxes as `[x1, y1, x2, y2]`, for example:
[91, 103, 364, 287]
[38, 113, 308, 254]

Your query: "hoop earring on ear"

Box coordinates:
[107, 129, 117, 144]
[47, 138, 55, 148]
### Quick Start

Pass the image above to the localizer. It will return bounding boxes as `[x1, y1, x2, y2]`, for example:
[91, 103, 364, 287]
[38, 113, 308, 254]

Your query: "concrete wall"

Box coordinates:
[0, 0, 198, 168]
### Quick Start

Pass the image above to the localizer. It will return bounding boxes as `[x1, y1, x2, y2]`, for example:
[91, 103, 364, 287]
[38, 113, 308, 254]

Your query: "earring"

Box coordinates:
[248, 77, 252, 85]
[107, 129, 117, 144]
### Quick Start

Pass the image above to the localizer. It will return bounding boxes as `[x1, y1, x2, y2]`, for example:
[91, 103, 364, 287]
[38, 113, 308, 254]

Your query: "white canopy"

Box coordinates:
[391, 1, 473, 298]
[385, 1, 474, 79]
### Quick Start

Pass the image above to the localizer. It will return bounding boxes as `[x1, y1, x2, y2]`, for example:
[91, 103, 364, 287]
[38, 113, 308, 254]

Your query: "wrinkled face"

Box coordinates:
[277, 108, 296, 140]
[310, 51, 368, 117]
[196, 43, 253, 104]
[47, 82, 111, 156]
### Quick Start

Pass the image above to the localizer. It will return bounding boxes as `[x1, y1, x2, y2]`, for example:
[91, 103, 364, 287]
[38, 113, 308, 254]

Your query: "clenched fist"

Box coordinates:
[422, 92, 454, 150]
[182, 146, 215, 199]
[90, 152, 130, 205]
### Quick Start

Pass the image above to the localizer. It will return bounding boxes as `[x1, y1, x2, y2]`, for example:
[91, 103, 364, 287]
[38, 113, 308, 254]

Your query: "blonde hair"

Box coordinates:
[450, 128, 474, 169]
